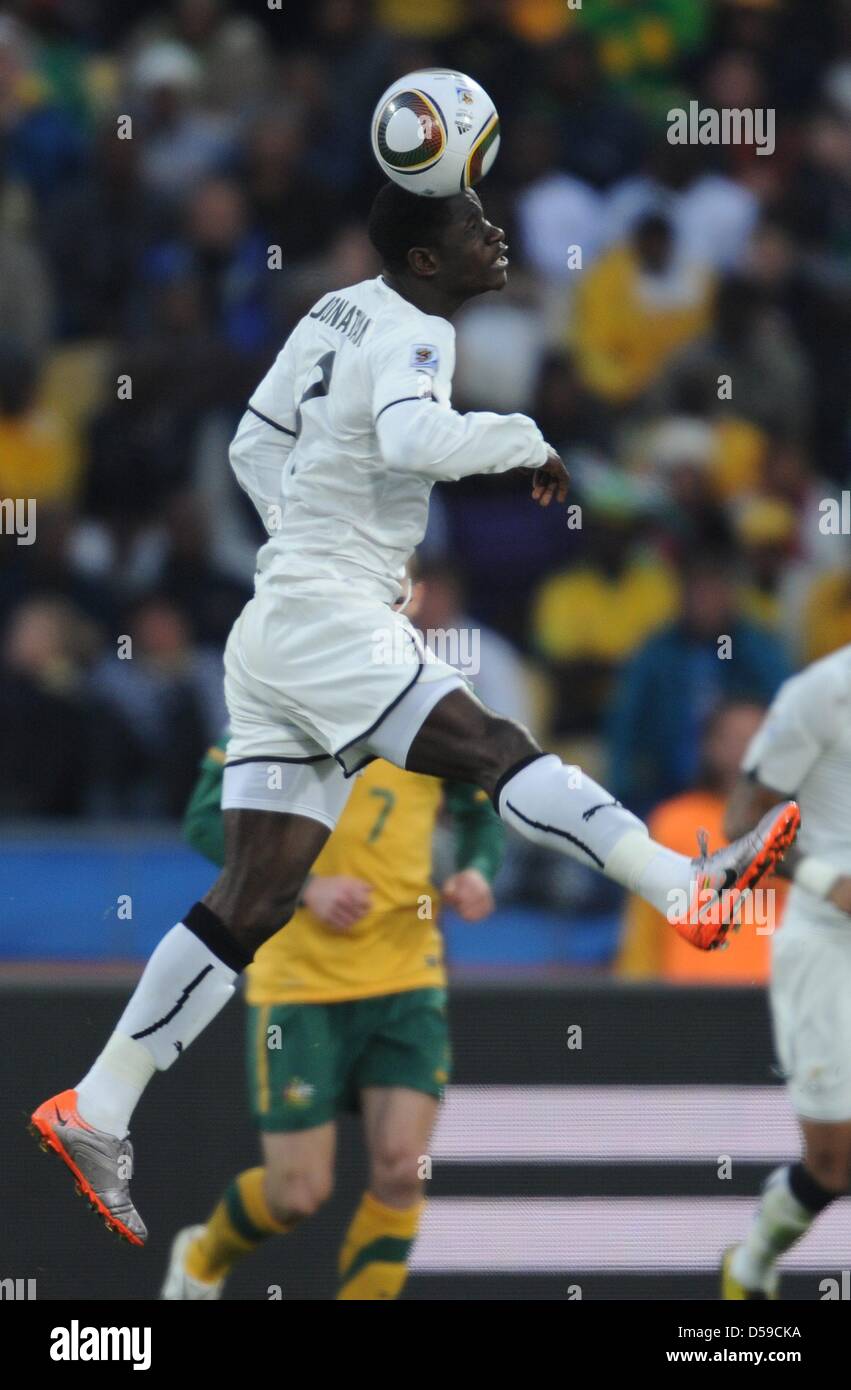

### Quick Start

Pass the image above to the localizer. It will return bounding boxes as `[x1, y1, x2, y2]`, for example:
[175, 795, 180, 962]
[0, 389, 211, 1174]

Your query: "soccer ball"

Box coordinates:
[371, 69, 500, 197]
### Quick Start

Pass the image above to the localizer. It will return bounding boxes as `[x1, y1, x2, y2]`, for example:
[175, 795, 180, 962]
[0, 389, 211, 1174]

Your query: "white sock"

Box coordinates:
[76, 923, 239, 1137]
[731, 1166, 815, 1292]
[76, 1033, 156, 1137]
[497, 755, 693, 914]
[612, 832, 696, 917]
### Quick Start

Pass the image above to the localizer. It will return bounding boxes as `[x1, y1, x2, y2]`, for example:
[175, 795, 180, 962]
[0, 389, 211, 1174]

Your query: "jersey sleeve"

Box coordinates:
[248, 331, 300, 435]
[368, 321, 549, 482]
[229, 333, 299, 533]
[443, 780, 505, 885]
[741, 659, 847, 794]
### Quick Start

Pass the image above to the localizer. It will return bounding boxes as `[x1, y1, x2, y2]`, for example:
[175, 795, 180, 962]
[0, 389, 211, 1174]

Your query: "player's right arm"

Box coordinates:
[369, 321, 567, 496]
[724, 662, 851, 911]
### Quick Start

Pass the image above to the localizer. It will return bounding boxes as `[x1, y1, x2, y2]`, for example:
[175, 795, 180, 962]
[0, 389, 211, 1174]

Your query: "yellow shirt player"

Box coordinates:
[161, 738, 504, 1301]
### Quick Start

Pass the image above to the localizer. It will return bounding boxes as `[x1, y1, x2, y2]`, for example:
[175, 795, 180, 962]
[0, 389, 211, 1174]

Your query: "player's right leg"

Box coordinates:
[396, 686, 799, 951]
[30, 764, 350, 1247]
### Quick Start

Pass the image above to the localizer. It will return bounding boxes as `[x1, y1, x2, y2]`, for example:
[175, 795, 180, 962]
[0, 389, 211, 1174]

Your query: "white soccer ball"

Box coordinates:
[371, 69, 500, 198]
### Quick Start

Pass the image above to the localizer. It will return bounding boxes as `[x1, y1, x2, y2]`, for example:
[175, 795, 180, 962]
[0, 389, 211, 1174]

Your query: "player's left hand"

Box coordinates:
[531, 449, 570, 507]
[441, 869, 495, 921]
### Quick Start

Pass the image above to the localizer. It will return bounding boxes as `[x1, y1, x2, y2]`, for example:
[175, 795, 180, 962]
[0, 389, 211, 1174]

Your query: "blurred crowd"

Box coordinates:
[2, 0, 851, 958]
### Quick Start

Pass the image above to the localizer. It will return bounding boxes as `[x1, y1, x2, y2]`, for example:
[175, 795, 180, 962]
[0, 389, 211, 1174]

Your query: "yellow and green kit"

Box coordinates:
[183, 741, 503, 1132]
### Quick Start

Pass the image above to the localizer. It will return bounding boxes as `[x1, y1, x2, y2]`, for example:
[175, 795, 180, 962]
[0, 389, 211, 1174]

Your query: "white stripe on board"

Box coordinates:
[433, 1086, 801, 1161]
[410, 1197, 851, 1272]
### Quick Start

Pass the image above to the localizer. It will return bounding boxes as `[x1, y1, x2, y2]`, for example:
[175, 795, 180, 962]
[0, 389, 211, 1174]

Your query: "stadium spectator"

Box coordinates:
[653, 273, 811, 439]
[633, 416, 731, 559]
[0, 174, 52, 353]
[141, 176, 280, 355]
[512, 113, 606, 284]
[607, 549, 790, 815]
[571, 211, 713, 409]
[0, 340, 80, 510]
[731, 495, 799, 639]
[528, 350, 612, 457]
[127, 39, 237, 206]
[0, 597, 103, 816]
[604, 139, 758, 272]
[453, 280, 545, 415]
[0, 15, 87, 208]
[44, 121, 168, 341]
[799, 551, 851, 666]
[529, 31, 647, 190]
[129, 0, 275, 116]
[745, 213, 851, 484]
[86, 594, 226, 818]
[575, 0, 709, 120]
[531, 466, 679, 735]
[240, 110, 346, 267]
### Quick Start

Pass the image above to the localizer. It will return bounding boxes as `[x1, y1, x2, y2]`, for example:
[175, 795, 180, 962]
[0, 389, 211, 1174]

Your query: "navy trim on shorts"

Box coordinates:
[224, 753, 332, 768]
[333, 641, 425, 778]
[338, 751, 378, 779]
[247, 404, 297, 437]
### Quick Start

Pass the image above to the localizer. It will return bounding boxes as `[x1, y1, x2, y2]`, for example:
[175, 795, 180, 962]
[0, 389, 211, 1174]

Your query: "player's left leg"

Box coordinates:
[372, 683, 799, 952]
[336, 988, 448, 1299]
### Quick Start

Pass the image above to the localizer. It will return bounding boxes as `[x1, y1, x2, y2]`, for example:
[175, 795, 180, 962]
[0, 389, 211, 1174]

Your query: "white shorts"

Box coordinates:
[770, 915, 851, 1122]
[221, 585, 467, 824]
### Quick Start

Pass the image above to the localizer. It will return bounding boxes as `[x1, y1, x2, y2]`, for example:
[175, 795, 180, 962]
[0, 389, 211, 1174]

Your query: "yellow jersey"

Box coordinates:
[246, 760, 446, 1004]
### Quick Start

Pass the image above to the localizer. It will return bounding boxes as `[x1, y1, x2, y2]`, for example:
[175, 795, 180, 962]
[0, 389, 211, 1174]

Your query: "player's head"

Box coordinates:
[367, 181, 508, 299]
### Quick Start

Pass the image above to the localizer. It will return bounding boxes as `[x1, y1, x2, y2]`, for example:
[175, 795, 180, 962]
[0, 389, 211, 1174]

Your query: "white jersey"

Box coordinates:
[228, 274, 549, 606]
[742, 643, 851, 933]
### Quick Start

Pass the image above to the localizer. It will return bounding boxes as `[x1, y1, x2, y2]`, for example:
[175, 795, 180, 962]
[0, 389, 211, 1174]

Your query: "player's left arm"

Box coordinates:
[440, 780, 505, 921]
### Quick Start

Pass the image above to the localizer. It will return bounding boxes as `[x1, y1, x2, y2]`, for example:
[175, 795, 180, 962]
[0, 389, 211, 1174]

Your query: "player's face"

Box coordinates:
[436, 190, 509, 295]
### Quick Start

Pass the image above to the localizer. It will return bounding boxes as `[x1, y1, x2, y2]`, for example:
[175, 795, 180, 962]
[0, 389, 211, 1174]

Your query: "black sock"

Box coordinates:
[788, 1161, 840, 1214]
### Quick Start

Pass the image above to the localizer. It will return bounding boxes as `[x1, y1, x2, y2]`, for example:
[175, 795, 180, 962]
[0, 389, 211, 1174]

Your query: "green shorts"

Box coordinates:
[246, 987, 451, 1132]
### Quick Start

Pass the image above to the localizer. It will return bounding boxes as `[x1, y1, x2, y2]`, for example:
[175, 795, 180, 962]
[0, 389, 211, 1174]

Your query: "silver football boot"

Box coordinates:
[30, 1089, 147, 1245]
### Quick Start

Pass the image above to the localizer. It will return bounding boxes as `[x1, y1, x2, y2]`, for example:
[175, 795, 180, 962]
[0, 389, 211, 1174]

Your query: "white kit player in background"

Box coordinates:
[722, 642, 851, 1300]
[30, 183, 799, 1248]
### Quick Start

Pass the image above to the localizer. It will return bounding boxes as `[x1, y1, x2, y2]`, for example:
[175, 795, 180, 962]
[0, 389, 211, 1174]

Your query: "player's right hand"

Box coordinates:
[304, 875, 372, 931]
[531, 449, 570, 507]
